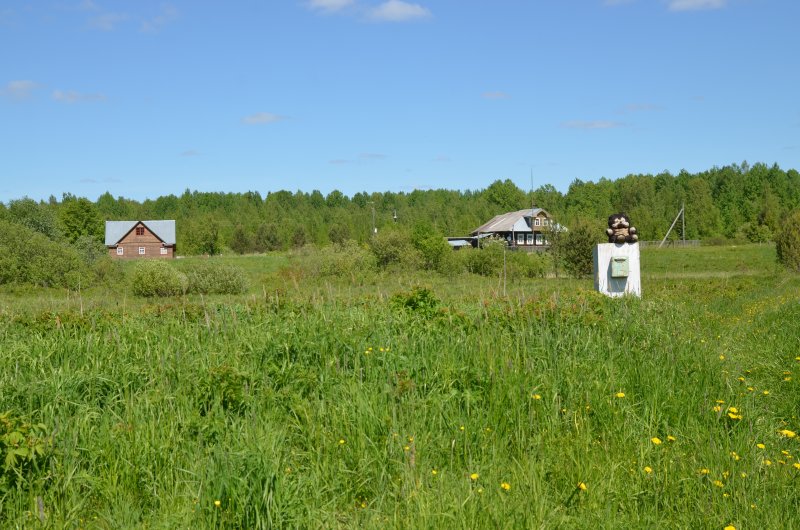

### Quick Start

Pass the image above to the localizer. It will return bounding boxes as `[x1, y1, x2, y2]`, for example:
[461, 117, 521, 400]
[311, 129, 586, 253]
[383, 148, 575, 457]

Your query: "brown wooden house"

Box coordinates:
[472, 208, 553, 249]
[105, 220, 176, 259]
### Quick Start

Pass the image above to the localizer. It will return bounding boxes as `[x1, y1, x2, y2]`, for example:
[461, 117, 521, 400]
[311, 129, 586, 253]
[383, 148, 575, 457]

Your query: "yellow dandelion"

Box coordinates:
[214, 500, 221, 508]
[793, 463, 800, 470]
[719, 355, 725, 360]
[477, 487, 484, 494]
[403, 445, 410, 451]
[715, 399, 725, 404]
[699, 468, 710, 475]
[722, 471, 730, 479]
[738, 377, 745, 382]
[577, 482, 588, 491]
[764, 459, 773, 466]
[500, 482, 511, 491]
[730, 452, 740, 461]
[616, 392, 625, 398]
[756, 443, 766, 449]
[713, 480, 724, 488]
[459, 426, 465, 431]
[728, 413, 742, 420]
[339, 439, 346, 445]
[782, 450, 790, 456]
[532, 394, 542, 400]
[728, 407, 738, 414]
[740, 472, 747, 478]
[360, 501, 367, 508]
[667, 435, 677, 442]
[778, 429, 797, 438]
[713, 405, 722, 413]
[431, 469, 438, 476]
[408, 436, 414, 443]
[785, 377, 792, 381]
[651, 437, 662, 445]
[747, 387, 754, 392]
[470, 473, 479, 481]
[762, 390, 770, 395]
[643, 466, 653, 474]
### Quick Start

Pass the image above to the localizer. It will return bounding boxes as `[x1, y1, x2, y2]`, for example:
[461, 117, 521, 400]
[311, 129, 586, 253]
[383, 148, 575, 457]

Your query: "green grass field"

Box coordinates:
[1, 245, 798, 529]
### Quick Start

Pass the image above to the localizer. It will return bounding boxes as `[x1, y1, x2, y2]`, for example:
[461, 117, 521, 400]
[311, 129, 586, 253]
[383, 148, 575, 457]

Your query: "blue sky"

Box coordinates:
[2, 0, 799, 202]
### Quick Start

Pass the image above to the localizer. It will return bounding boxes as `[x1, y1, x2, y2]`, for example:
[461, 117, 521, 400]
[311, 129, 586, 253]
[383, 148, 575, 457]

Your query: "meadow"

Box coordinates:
[1, 244, 798, 529]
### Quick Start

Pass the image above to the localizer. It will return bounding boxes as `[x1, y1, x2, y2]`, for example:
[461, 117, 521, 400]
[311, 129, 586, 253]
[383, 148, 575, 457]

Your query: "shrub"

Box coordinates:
[1, 411, 53, 493]
[0, 220, 87, 288]
[369, 229, 421, 271]
[463, 239, 505, 276]
[185, 261, 248, 295]
[390, 286, 440, 317]
[131, 260, 188, 297]
[313, 240, 376, 280]
[506, 250, 551, 279]
[560, 220, 598, 279]
[776, 209, 800, 272]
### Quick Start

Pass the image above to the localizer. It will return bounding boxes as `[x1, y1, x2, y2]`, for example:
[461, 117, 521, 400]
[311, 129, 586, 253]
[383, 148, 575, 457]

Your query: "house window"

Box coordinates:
[139, 247, 146, 255]
[135, 226, 145, 236]
[543, 219, 549, 226]
[516, 233, 524, 245]
[536, 234, 544, 245]
[160, 247, 168, 255]
[116, 247, 124, 255]
[534, 218, 541, 227]
[526, 234, 533, 245]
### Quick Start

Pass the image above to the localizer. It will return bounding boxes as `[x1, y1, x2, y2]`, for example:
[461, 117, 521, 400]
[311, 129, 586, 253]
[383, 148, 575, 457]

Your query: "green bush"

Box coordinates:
[0, 220, 88, 288]
[369, 229, 421, 271]
[776, 209, 800, 272]
[313, 240, 376, 280]
[185, 261, 248, 295]
[131, 260, 188, 297]
[559, 220, 598, 279]
[506, 250, 551, 279]
[463, 239, 505, 276]
[1, 411, 53, 493]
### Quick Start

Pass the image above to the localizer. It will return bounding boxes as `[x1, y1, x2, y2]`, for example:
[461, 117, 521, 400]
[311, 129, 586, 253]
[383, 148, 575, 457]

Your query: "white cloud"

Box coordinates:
[482, 91, 510, 100]
[368, 1, 431, 22]
[141, 4, 179, 32]
[308, 0, 355, 13]
[2, 80, 38, 100]
[562, 120, 626, 130]
[88, 12, 129, 30]
[52, 90, 106, 103]
[668, 0, 727, 11]
[242, 112, 287, 124]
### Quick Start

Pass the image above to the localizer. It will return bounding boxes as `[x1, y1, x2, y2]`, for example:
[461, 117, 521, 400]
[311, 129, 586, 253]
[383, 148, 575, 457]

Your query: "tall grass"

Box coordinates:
[0, 245, 797, 528]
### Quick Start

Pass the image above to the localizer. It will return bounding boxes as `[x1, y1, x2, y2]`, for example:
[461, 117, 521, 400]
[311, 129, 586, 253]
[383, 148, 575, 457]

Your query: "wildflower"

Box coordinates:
[730, 451, 740, 461]
[214, 500, 221, 508]
[715, 399, 725, 404]
[651, 437, 662, 445]
[740, 472, 747, 478]
[470, 473, 479, 481]
[722, 471, 730, 479]
[577, 482, 588, 491]
[667, 435, 677, 442]
[713, 406, 722, 413]
[713, 480, 724, 488]
[360, 501, 367, 508]
[727, 412, 742, 420]
[616, 392, 625, 398]
[782, 450, 790, 456]
[747, 387, 754, 392]
[643, 466, 653, 474]
[532, 394, 542, 400]
[764, 460, 772, 466]
[728, 407, 738, 414]
[404, 445, 410, 451]
[339, 439, 346, 445]
[500, 482, 511, 491]
[408, 436, 414, 443]
[778, 429, 797, 439]
[756, 443, 765, 449]
[762, 390, 770, 395]
[699, 468, 710, 475]
[459, 426, 465, 432]
[719, 355, 725, 360]
[431, 469, 438, 475]
[738, 377, 745, 382]
[793, 463, 800, 470]
[477, 487, 484, 494]
[724, 524, 736, 530]
[785, 377, 792, 381]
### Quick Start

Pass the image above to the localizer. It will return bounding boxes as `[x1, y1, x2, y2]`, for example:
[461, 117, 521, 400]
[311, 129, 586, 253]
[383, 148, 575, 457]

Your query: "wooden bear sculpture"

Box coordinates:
[606, 213, 638, 244]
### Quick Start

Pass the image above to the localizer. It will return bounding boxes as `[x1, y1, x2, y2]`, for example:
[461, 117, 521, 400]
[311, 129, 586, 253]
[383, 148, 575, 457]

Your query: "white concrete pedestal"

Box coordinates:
[593, 243, 641, 298]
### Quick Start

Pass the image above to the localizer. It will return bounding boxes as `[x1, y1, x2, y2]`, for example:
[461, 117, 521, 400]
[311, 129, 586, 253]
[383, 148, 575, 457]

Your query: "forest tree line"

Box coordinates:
[2, 161, 799, 256]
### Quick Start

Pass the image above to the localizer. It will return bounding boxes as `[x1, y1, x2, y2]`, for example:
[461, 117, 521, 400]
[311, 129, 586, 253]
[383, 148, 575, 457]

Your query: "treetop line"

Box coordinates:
[1, 162, 798, 255]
